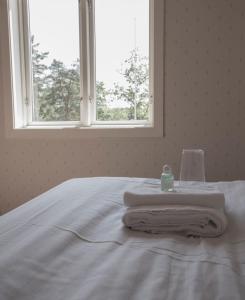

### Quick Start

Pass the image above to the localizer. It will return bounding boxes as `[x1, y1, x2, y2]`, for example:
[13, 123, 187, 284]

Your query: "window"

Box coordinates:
[1, 0, 164, 138]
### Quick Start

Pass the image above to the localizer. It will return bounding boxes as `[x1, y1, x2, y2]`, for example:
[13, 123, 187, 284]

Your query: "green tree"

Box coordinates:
[39, 59, 80, 121]
[31, 36, 49, 120]
[96, 81, 110, 120]
[32, 37, 80, 121]
[108, 48, 149, 121]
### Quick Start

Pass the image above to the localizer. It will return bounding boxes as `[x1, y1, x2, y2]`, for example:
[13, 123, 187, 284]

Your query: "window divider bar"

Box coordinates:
[88, 0, 96, 122]
[149, 0, 154, 125]
[79, 0, 92, 126]
[19, 0, 33, 126]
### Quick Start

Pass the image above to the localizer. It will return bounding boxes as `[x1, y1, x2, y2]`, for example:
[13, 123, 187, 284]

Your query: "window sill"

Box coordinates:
[5, 124, 163, 139]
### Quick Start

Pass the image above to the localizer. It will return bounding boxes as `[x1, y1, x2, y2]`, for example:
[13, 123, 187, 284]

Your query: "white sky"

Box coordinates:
[29, 0, 149, 87]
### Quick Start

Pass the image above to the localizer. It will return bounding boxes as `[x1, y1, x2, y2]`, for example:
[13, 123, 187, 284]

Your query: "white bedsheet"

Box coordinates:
[0, 177, 245, 300]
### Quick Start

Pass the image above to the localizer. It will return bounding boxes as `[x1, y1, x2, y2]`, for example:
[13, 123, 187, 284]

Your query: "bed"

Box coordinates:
[0, 177, 245, 300]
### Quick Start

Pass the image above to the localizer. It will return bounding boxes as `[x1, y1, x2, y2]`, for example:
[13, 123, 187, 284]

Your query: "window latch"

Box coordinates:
[87, 0, 92, 10]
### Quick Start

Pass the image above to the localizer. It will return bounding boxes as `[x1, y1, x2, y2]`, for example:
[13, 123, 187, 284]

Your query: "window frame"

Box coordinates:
[0, 0, 165, 138]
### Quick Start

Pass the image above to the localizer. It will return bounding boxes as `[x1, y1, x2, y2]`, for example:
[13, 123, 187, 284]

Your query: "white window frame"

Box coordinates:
[0, 0, 164, 138]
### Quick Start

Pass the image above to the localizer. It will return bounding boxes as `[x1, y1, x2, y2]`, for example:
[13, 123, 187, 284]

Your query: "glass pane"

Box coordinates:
[95, 0, 149, 121]
[29, 0, 80, 121]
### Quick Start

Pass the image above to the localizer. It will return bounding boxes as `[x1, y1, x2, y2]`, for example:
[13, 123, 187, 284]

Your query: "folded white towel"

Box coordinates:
[122, 205, 228, 237]
[124, 187, 225, 209]
[123, 186, 227, 237]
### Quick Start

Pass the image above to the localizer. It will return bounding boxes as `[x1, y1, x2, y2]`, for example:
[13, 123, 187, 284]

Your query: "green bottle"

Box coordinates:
[161, 165, 174, 192]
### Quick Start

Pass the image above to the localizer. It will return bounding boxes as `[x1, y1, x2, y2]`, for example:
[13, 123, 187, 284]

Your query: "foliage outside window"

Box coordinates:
[32, 39, 149, 123]
[17, 0, 152, 127]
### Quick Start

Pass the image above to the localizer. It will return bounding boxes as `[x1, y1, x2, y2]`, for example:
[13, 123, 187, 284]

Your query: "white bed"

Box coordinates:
[0, 177, 245, 300]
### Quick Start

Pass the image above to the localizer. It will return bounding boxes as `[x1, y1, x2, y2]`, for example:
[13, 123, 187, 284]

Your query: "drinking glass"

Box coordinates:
[179, 149, 205, 186]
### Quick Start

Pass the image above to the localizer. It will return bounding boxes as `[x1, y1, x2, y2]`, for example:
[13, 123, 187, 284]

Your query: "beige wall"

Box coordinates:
[1, 0, 245, 213]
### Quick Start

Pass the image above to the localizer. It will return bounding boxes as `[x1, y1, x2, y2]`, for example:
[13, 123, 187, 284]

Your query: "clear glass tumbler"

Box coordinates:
[179, 149, 205, 186]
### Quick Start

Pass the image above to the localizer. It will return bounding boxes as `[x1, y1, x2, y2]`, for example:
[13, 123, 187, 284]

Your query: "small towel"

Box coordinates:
[122, 205, 228, 237]
[124, 187, 225, 209]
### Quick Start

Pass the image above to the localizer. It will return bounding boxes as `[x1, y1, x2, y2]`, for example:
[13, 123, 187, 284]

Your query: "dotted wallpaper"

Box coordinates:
[1, 0, 245, 213]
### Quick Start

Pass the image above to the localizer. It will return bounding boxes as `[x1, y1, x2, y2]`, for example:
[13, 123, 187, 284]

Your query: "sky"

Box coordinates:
[29, 0, 149, 88]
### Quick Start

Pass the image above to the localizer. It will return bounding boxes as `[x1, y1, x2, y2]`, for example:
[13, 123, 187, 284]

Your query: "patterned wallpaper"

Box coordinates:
[1, 0, 245, 213]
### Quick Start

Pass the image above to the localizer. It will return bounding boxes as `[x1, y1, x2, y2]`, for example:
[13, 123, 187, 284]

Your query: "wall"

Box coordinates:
[1, 0, 245, 213]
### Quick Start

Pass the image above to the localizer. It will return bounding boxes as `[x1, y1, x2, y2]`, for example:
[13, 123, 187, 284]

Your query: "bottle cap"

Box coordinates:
[162, 164, 172, 174]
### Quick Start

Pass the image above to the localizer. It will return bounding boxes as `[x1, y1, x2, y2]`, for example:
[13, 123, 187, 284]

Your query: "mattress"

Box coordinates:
[0, 177, 245, 300]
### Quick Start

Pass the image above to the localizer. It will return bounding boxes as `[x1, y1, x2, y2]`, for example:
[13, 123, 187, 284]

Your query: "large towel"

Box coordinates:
[122, 205, 228, 237]
[123, 185, 227, 237]
[124, 186, 225, 209]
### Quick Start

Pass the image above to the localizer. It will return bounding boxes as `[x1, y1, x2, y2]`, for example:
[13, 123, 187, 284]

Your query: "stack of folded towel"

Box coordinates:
[122, 186, 228, 237]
